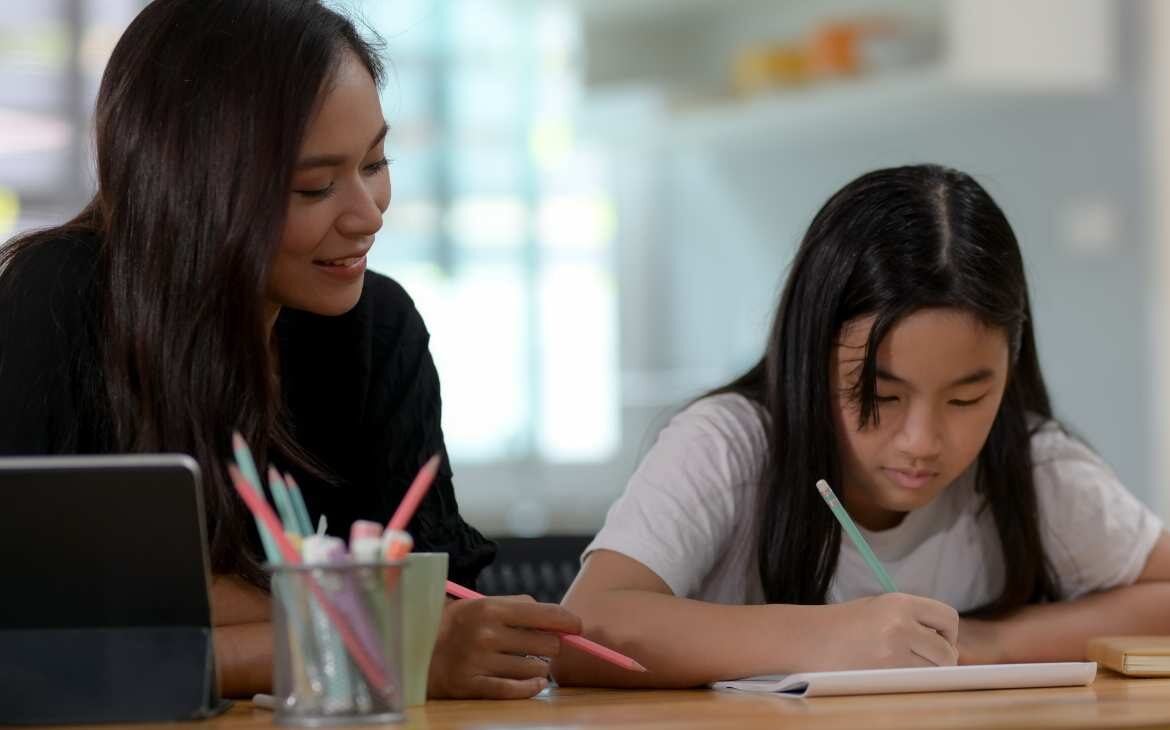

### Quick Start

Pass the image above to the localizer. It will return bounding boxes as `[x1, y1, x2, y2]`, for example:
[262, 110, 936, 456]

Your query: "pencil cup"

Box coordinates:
[269, 562, 406, 726]
[401, 552, 448, 706]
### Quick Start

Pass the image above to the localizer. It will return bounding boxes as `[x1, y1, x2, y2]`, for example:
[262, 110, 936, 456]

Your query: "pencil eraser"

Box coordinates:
[350, 520, 383, 545]
[380, 528, 413, 561]
[302, 534, 346, 564]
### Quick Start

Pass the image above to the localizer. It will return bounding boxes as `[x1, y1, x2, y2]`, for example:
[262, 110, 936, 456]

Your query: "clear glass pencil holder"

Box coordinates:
[268, 561, 407, 726]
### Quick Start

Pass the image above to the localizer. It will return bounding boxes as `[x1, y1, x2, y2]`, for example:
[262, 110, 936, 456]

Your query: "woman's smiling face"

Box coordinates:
[268, 51, 390, 318]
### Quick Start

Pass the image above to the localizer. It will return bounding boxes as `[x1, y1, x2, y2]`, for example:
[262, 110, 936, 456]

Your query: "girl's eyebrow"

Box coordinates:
[877, 367, 995, 388]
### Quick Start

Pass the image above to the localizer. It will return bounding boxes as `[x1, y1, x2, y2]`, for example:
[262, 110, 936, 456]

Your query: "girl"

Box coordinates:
[553, 164, 1170, 688]
[0, 0, 579, 700]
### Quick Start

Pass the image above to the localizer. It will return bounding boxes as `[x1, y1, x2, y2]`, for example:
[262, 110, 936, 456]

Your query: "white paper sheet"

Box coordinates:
[712, 662, 1097, 698]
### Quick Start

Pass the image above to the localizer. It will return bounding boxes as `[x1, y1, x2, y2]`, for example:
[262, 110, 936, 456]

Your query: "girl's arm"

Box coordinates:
[960, 531, 1170, 664]
[552, 549, 961, 688]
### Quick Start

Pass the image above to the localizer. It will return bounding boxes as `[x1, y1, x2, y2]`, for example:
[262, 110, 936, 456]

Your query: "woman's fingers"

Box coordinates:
[465, 675, 549, 700]
[486, 597, 583, 636]
[483, 625, 563, 658]
[484, 652, 553, 681]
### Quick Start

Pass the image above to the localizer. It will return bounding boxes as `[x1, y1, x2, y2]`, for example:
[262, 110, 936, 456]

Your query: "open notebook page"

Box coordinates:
[712, 662, 1097, 698]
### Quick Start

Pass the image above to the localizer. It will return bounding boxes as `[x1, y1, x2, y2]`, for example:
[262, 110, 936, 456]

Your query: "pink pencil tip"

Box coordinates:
[267, 465, 281, 481]
[232, 431, 244, 447]
[284, 472, 299, 489]
[631, 660, 648, 672]
[387, 455, 443, 533]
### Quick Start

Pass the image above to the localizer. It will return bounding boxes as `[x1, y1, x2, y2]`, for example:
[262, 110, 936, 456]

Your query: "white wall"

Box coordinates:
[457, 0, 1163, 536]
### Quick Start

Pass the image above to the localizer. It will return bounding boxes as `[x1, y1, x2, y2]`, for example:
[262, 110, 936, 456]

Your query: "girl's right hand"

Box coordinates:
[815, 593, 959, 670]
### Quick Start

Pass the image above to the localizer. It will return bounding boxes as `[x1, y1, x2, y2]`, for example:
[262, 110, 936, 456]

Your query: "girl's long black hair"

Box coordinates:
[711, 164, 1058, 612]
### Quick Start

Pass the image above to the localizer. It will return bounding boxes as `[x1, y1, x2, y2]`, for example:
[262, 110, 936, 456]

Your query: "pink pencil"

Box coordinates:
[386, 457, 647, 672]
[381, 455, 440, 567]
[444, 580, 648, 673]
[387, 454, 441, 532]
[227, 464, 393, 692]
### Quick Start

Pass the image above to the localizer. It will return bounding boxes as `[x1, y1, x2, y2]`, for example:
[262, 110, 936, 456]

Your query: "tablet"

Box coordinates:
[0, 454, 212, 629]
[0, 454, 226, 723]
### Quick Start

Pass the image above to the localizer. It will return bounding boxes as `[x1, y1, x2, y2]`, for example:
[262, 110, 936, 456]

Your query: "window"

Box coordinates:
[0, 1, 141, 234]
[354, 0, 619, 464]
[0, 1, 623, 534]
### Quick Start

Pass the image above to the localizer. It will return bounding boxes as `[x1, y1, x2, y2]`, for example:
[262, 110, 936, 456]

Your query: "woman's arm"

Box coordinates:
[363, 283, 569, 698]
[552, 550, 961, 688]
[960, 531, 1170, 664]
[213, 623, 273, 698]
[209, 575, 273, 697]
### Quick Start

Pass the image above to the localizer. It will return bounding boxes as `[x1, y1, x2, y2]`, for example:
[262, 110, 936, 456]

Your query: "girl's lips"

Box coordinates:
[882, 467, 937, 490]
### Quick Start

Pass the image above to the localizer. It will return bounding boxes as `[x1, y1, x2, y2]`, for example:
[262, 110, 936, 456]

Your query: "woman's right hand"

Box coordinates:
[427, 595, 584, 700]
[813, 593, 959, 670]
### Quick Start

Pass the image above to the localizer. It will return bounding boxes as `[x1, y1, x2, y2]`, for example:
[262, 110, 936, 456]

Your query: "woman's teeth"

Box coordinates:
[316, 256, 361, 267]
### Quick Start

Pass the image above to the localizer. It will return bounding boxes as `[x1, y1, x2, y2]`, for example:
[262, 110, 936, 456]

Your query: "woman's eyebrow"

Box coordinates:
[296, 121, 389, 170]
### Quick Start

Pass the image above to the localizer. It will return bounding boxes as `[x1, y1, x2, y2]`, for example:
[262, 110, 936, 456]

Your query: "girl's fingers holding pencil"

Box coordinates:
[910, 624, 960, 667]
[902, 650, 944, 668]
[821, 594, 959, 671]
[911, 597, 960, 646]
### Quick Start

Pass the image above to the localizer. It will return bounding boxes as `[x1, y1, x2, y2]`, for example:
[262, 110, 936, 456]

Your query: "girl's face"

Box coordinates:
[268, 51, 390, 318]
[830, 308, 1010, 531]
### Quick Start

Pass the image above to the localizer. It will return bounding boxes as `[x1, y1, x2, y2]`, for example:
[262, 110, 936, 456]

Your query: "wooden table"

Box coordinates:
[42, 672, 1170, 729]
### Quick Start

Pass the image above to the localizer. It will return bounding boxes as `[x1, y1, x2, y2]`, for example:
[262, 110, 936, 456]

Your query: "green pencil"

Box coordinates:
[266, 466, 303, 538]
[232, 431, 281, 564]
[815, 479, 898, 593]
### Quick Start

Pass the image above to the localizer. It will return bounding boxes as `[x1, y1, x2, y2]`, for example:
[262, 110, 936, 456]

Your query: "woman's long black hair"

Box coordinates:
[712, 164, 1059, 613]
[0, 0, 384, 587]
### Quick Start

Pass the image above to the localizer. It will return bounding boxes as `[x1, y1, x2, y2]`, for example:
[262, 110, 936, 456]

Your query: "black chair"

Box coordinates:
[477, 535, 593, 604]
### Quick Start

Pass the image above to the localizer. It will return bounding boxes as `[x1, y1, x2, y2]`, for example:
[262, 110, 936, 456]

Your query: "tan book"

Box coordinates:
[1087, 636, 1170, 677]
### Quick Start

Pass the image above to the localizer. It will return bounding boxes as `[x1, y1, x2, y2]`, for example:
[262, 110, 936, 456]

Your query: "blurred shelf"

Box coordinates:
[586, 68, 985, 150]
[577, 0, 1115, 150]
[665, 68, 956, 149]
[572, 0, 725, 24]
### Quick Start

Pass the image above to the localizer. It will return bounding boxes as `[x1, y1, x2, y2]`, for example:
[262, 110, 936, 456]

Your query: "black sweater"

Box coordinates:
[0, 233, 495, 585]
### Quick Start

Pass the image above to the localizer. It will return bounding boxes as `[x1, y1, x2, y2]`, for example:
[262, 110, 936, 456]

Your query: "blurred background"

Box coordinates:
[2, 0, 1168, 563]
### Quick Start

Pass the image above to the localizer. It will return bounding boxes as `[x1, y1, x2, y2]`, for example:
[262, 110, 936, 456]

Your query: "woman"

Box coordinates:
[0, 0, 579, 699]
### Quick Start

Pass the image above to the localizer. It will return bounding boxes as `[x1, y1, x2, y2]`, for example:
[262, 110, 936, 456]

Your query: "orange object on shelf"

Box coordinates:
[731, 43, 808, 96]
[728, 15, 907, 98]
[808, 17, 899, 78]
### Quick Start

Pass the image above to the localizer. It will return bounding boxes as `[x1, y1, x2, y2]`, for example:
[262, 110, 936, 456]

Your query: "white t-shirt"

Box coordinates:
[585, 393, 1164, 611]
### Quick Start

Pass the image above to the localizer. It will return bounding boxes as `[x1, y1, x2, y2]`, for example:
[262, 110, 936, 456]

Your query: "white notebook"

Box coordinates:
[712, 662, 1097, 698]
